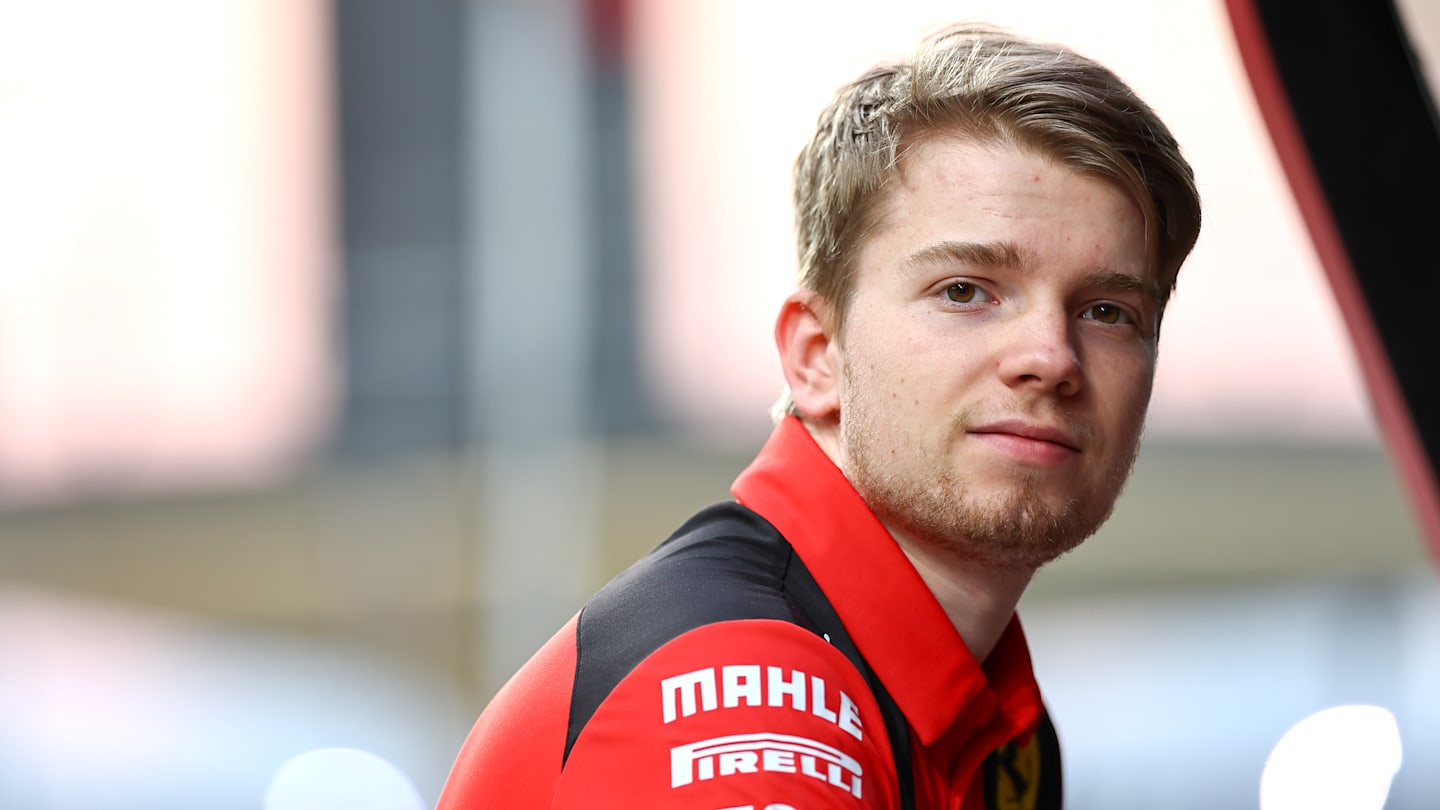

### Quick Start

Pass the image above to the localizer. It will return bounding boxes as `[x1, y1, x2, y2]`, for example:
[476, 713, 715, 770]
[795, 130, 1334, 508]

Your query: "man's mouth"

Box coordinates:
[967, 420, 1084, 457]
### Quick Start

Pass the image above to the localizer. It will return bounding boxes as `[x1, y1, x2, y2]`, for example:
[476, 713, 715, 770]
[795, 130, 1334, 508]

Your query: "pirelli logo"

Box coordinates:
[669, 732, 863, 798]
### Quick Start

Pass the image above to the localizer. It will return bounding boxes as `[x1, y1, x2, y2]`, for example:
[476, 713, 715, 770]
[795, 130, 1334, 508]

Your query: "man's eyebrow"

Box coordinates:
[900, 241, 1148, 295]
[900, 240, 1025, 272]
[1079, 269, 1147, 295]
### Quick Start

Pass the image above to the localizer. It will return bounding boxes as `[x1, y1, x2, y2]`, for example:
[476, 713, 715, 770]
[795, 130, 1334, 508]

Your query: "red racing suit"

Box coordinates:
[438, 417, 1062, 809]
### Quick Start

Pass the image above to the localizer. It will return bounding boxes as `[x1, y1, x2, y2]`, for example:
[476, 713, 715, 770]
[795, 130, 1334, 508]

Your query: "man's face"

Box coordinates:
[831, 138, 1155, 570]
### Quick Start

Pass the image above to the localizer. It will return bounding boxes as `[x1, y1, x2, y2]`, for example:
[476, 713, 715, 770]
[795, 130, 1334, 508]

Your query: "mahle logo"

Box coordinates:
[660, 665, 863, 741]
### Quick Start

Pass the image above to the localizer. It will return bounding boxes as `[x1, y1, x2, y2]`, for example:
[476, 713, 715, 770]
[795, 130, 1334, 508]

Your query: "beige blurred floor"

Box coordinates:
[0, 437, 1429, 710]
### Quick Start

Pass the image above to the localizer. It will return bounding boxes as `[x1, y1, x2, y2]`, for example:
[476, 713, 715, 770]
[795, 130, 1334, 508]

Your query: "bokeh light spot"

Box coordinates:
[1260, 705, 1402, 810]
[264, 748, 425, 810]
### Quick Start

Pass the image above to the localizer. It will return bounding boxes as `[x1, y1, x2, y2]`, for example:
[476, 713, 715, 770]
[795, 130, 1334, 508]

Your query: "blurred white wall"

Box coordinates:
[0, 0, 334, 505]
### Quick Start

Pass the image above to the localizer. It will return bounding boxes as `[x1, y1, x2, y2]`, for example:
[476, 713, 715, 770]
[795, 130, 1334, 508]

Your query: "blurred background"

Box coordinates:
[1, 1, 1436, 807]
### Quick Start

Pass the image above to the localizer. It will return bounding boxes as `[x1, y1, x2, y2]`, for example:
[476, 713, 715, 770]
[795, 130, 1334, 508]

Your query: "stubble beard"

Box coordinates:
[841, 394, 1144, 573]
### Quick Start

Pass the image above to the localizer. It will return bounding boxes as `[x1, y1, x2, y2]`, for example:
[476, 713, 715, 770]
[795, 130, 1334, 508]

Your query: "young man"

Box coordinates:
[439, 26, 1201, 809]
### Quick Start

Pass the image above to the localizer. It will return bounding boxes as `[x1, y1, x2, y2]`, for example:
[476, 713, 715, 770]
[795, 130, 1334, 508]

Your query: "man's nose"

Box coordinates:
[997, 307, 1083, 396]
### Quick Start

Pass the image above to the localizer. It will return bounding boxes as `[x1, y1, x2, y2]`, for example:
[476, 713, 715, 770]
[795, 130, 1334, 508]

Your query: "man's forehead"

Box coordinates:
[868, 142, 1159, 288]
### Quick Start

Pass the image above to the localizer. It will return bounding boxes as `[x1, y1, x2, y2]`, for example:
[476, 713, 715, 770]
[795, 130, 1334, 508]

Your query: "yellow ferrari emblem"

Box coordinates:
[990, 735, 1042, 810]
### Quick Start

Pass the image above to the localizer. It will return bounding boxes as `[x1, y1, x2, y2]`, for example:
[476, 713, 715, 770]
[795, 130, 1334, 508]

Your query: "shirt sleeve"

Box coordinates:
[551, 618, 901, 809]
[436, 616, 578, 810]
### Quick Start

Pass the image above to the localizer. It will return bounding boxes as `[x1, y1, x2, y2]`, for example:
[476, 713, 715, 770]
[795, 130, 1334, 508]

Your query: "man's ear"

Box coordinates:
[775, 290, 841, 419]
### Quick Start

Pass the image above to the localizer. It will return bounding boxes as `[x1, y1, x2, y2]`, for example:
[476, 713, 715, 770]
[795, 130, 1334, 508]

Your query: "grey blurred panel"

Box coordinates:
[345, 151, 463, 250]
[335, 1, 463, 255]
[343, 247, 465, 389]
[341, 396, 461, 458]
[588, 63, 659, 435]
[466, 0, 592, 443]
[333, 0, 468, 459]
[463, 0, 600, 694]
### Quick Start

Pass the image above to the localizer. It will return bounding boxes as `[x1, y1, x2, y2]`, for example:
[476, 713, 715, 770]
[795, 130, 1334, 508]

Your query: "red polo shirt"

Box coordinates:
[437, 416, 1050, 809]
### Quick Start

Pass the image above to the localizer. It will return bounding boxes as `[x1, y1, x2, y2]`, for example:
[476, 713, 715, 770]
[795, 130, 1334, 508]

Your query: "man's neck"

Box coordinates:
[886, 528, 1033, 663]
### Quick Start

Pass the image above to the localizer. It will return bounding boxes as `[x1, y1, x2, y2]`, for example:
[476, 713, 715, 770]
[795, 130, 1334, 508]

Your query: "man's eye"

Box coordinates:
[1082, 303, 1132, 325]
[945, 283, 980, 303]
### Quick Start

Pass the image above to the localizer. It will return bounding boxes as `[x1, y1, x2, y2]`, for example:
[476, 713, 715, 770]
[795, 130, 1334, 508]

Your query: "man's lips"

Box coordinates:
[967, 420, 1083, 453]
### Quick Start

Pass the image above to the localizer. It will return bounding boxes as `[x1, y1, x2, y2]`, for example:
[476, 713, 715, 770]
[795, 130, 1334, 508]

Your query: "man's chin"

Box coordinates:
[931, 487, 1102, 571]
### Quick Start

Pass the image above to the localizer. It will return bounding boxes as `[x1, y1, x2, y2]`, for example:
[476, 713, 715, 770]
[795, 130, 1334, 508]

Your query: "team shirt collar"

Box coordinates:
[731, 416, 1043, 749]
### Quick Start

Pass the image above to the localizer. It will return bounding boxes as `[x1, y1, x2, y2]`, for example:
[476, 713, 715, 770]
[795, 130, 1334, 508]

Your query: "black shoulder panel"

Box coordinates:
[565, 502, 797, 761]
